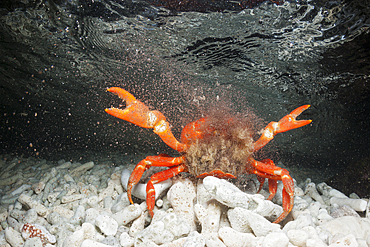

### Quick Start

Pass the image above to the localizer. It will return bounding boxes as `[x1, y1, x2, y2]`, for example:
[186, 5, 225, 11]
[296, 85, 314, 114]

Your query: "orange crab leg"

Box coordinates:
[248, 158, 294, 223]
[146, 164, 188, 217]
[105, 87, 187, 152]
[253, 105, 312, 151]
[127, 155, 185, 205]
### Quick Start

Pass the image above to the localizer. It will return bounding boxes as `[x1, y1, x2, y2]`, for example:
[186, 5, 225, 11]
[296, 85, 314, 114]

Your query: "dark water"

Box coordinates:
[0, 0, 369, 195]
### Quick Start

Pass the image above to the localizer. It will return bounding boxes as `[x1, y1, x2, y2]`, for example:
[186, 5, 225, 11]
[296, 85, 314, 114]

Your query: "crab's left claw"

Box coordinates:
[105, 87, 187, 152]
[254, 105, 312, 151]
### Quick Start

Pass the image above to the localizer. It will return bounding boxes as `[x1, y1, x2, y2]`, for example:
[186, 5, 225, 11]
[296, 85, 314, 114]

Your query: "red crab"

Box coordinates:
[105, 87, 312, 223]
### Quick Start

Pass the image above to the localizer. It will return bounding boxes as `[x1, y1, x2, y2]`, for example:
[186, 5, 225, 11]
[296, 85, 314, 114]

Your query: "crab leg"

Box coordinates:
[253, 105, 312, 151]
[127, 155, 185, 203]
[248, 158, 294, 223]
[105, 87, 187, 152]
[146, 164, 188, 216]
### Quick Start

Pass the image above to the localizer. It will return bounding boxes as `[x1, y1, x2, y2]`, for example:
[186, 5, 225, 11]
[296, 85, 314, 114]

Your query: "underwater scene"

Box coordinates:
[0, 0, 369, 246]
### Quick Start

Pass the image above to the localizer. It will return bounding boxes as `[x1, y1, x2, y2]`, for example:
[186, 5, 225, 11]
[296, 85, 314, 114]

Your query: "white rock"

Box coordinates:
[331, 205, 360, 218]
[317, 210, 334, 225]
[129, 211, 147, 237]
[17, 194, 48, 217]
[305, 183, 325, 205]
[111, 193, 131, 213]
[308, 201, 322, 217]
[329, 197, 367, 212]
[134, 211, 190, 246]
[250, 193, 283, 220]
[120, 232, 134, 247]
[205, 235, 227, 247]
[69, 161, 94, 177]
[356, 238, 367, 247]
[24, 209, 38, 224]
[316, 225, 333, 244]
[317, 183, 347, 198]
[182, 231, 205, 247]
[70, 205, 85, 225]
[61, 194, 85, 204]
[322, 216, 370, 240]
[10, 184, 31, 196]
[100, 235, 120, 246]
[121, 169, 172, 200]
[287, 229, 309, 247]
[24, 237, 43, 247]
[98, 180, 115, 202]
[228, 207, 281, 237]
[87, 196, 99, 208]
[196, 180, 213, 206]
[53, 205, 74, 220]
[202, 176, 251, 209]
[62, 228, 84, 247]
[262, 232, 289, 247]
[95, 215, 118, 236]
[199, 202, 221, 236]
[167, 178, 197, 231]
[306, 238, 329, 247]
[218, 227, 255, 247]
[328, 234, 358, 247]
[84, 208, 100, 224]
[81, 239, 113, 247]
[5, 227, 24, 247]
[282, 213, 314, 232]
[160, 237, 187, 247]
[113, 204, 142, 226]
[293, 196, 310, 211]
[82, 222, 96, 240]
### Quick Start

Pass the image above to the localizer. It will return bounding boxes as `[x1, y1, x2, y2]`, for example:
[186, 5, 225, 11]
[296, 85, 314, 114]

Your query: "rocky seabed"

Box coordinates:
[0, 157, 370, 247]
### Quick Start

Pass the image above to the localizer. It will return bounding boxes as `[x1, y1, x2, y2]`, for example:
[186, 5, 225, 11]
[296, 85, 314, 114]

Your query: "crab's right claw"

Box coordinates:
[105, 87, 187, 152]
[105, 87, 166, 128]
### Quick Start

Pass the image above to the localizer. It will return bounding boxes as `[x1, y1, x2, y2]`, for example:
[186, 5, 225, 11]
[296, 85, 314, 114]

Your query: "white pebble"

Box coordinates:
[84, 208, 100, 224]
[120, 232, 134, 247]
[218, 227, 255, 247]
[287, 229, 309, 246]
[17, 194, 48, 217]
[113, 204, 142, 226]
[95, 215, 118, 236]
[129, 211, 146, 237]
[5, 227, 24, 247]
[62, 228, 84, 247]
[329, 197, 367, 212]
[202, 176, 251, 209]
[24, 237, 42, 247]
[262, 232, 289, 247]
[61, 194, 85, 204]
[328, 233, 358, 247]
[81, 239, 113, 247]
[53, 205, 74, 219]
[167, 179, 197, 231]
[182, 231, 205, 247]
[228, 207, 281, 237]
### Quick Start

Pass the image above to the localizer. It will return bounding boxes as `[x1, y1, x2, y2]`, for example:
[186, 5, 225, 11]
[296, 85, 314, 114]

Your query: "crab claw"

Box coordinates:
[105, 87, 166, 128]
[105, 87, 187, 152]
[254, 105, 312, 151]
[275, 104, 312, 134]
